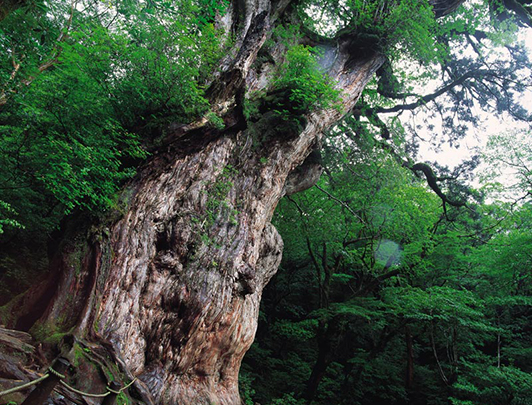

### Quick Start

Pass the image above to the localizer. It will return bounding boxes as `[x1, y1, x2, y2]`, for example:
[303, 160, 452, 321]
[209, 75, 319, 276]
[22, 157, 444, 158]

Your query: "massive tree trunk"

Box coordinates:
[1, 1, 464, 404]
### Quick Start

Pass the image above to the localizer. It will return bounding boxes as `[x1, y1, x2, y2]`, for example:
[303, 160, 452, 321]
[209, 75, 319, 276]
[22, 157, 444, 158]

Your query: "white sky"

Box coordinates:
[418, 28, 532, 171]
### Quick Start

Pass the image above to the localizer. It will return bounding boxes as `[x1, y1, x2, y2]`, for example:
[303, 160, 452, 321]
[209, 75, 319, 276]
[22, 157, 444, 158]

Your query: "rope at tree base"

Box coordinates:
[59, 381, 110, 398]
[47, 366, 66, 379]
[0, 374, 50, 397]
[59, 377, 137, 398]
[0, 364, 137, 399]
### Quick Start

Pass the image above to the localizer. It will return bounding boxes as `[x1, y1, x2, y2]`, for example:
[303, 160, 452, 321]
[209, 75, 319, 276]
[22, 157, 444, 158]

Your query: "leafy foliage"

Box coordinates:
[242, 123, 532, 405]
[0, 0, 225, 235]
[2, 1, 532, 403]
[299, 0, 444, 63]
[273, 45, 341, 114]
[0, 0, 227, 298]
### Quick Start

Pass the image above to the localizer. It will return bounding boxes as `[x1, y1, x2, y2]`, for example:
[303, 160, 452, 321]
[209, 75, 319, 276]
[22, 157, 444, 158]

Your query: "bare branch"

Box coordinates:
[376, 70, 490, 114]
[314, 184, 365, 223]
[410, 162, 466, 207]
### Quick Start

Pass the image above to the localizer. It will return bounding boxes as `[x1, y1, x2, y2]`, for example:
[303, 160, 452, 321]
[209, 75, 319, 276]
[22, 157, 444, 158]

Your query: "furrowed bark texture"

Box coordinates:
[2, 1, 464, 404]
[84, 48, 382, 404]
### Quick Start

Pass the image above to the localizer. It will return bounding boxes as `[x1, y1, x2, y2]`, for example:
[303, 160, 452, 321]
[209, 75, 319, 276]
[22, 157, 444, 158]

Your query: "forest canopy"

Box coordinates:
[0, 0, 531, 232]
[1, 0, 532, 405]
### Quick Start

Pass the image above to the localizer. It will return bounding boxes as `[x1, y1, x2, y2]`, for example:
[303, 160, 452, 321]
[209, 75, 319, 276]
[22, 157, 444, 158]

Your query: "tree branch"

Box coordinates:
[375, 70, 490, 114]
[410, 163, 465, 207]
[501, 0, 532, 27]
[314, 184, 365, 223]
[0, 0, 76, 107]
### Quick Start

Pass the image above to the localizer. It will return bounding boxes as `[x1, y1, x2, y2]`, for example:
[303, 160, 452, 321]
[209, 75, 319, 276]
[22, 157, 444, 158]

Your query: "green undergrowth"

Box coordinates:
[244, 43, 341, 147]
[273, 45, 341, 114]
[0, 0, 229, 238]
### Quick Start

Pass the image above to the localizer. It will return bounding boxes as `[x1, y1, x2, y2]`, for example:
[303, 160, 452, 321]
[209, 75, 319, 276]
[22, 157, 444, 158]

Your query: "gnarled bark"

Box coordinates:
[82, 50, 382, 404]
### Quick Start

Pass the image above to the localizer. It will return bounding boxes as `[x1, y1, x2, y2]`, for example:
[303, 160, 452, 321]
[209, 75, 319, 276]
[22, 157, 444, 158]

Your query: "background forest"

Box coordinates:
[241, 2, 532, 403]
[241, 130, 532, 405]
[1, 0, 532, 404]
